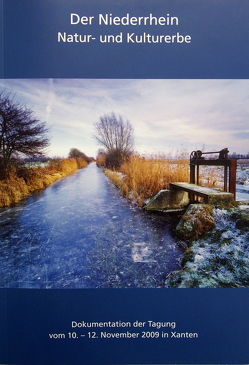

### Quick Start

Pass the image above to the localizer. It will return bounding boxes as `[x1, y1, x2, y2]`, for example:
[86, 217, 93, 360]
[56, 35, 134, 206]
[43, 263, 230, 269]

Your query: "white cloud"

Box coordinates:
[0, 78, 248, 157]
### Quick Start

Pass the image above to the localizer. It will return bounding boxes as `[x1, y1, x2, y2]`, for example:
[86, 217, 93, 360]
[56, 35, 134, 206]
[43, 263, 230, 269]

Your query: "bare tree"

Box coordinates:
[93, 113, 134, 154]
[0, 91, 50, 179]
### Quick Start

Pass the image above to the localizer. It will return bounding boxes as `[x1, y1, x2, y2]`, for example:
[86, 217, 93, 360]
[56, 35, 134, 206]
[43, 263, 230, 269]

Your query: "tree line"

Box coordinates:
[229, 152, 249, 159]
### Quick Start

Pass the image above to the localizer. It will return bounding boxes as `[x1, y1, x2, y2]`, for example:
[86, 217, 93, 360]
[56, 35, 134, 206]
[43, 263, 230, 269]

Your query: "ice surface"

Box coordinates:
[0, 163, 182, 288]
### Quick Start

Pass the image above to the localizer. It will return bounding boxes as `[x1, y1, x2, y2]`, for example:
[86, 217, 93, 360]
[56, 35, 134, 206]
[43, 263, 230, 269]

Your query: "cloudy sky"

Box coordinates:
[0, 78, 248, 158]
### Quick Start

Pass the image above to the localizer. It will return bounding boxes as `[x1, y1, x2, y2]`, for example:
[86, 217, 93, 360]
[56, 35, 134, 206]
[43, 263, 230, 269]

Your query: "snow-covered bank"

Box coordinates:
[168, 205, 249, 288]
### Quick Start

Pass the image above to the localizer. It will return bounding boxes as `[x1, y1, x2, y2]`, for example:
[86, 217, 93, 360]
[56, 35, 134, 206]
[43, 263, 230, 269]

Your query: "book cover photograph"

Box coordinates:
[0, 1, 249, 364]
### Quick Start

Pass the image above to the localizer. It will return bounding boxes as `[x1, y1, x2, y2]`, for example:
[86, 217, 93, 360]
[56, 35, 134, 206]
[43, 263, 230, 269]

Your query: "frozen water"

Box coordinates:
[0, 163, 182, 289]
[236, 184, 249, 201]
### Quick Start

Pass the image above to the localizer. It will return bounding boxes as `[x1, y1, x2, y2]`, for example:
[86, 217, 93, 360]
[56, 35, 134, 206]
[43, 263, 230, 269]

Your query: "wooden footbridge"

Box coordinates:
[144, 148, 236, 211]
[170, 182, 233, 204]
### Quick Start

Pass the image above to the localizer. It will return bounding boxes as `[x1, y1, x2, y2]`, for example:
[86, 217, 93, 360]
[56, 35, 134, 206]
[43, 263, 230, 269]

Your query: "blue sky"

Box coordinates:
[0, 79, 249, 158]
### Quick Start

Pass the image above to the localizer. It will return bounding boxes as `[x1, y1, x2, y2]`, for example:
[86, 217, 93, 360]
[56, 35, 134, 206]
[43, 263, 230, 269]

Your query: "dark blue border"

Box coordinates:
[2, 0, 249, 79]
[1, 1, 249, 364]
[0, 288, 248, 364]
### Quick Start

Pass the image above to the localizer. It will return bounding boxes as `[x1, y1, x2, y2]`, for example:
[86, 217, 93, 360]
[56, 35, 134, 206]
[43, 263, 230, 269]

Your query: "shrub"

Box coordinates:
[105, 149, 124, 169]
[96, 153, 106, 167]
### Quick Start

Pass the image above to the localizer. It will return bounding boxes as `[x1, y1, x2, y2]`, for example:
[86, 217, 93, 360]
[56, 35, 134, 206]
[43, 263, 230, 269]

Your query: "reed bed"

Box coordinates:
[105, 154, 189, 206]
[105, 154, 229, 206]
[0, 158, 89, 207]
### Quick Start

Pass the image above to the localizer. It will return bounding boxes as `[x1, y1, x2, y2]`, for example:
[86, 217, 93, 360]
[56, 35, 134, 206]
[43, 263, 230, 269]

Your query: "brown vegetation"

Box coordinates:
[104, 154, 189, 206]
[103, 151, 228, 206]
[96, 153, 106, 167]
[176, 204, 215, 241]
[0, 158, 89, 207]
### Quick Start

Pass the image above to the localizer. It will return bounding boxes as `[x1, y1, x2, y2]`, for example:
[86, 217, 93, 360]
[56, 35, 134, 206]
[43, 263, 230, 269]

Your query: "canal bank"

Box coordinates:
[0, 158, 89, 208]
[103, 160, 249, 288]
[0, 163, 182, 288]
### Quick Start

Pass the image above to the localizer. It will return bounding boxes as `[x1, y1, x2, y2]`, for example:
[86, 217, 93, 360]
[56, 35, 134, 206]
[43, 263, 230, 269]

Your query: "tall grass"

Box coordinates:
[104, 153, 228, 206]
[0, 158, 89, 207]
[105, 154, 189, 206]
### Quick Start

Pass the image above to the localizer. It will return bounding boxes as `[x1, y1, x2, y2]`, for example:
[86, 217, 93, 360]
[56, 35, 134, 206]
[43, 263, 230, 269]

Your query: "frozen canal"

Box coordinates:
[0, 163, 182, 289]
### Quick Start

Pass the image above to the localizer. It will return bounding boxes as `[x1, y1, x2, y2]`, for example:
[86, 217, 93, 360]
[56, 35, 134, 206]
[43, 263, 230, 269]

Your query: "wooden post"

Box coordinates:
[197, 164, 200, 185]
[190, 163, 195, 184]
[189, 163, 196, 202]
[229, 159, 237, 200]
[224, 165, 228, 191]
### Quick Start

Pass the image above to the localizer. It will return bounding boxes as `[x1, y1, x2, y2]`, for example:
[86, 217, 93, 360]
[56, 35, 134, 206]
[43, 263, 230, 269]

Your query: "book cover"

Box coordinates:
[0, 1, 249, 364]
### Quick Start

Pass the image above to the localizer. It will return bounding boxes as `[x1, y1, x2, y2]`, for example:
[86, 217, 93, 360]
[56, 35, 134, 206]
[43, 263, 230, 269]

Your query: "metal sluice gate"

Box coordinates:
[189, 148, 237, 200]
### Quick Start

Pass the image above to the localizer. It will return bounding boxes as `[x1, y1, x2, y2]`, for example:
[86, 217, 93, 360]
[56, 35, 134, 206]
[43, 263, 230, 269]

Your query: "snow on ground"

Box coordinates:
[199, 160, 249, 201]
[168, 206, 249, 288]
[200, 160, 249, 187]
[167, 160, 249, 288]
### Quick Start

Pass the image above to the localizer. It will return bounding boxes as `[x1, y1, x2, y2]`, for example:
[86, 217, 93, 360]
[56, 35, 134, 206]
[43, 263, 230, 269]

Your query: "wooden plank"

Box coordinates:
[170, 182, 234, 203]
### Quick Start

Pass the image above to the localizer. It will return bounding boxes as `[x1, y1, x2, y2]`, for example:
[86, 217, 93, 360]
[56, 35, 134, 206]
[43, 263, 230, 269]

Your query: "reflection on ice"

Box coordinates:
[0, 163, 182, 289]
[132, 242, 155, 263]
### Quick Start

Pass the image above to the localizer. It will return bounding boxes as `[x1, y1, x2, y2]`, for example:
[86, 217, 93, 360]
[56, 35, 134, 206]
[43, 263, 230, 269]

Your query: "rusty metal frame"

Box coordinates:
[190, 148, 237, 200]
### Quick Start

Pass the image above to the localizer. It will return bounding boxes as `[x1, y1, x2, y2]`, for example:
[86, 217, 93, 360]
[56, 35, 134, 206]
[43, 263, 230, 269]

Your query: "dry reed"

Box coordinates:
[105, 154, 189, 206]
[104, 153, 223, 206]
[0, 158, 89, 207]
